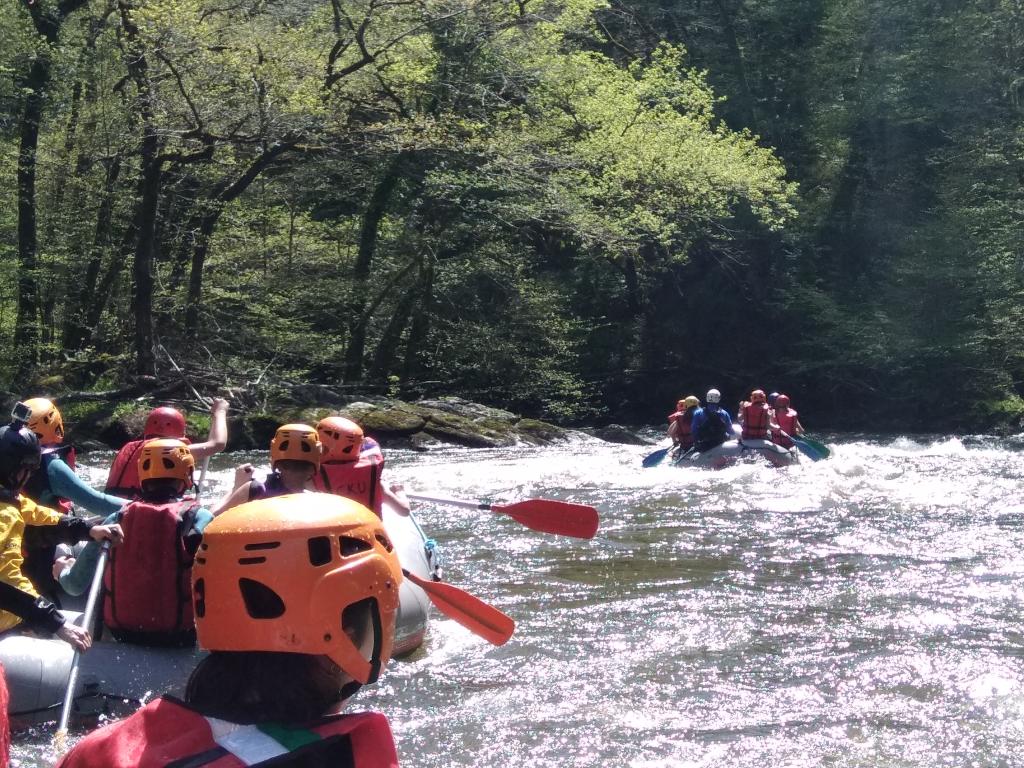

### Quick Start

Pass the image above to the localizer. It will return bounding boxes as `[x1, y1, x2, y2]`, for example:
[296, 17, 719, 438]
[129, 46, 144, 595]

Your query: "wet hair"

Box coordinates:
[185, 651, 348, 724]
[140, 477, 186, 501]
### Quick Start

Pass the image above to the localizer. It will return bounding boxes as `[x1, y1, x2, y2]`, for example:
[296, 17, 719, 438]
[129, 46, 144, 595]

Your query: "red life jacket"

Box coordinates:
[56, 696, 399, 768]
[105, 439, 146, 497]
[772, 408, 799, 447]
[741, 402, 770, 440]
[103, 499, 201, 644]
[677, 410, 695, 449]
[314, 445, 385, 516]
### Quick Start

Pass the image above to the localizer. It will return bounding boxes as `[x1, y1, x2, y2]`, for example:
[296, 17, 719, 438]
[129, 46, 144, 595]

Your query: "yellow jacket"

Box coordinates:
[0, 495, 63, 632]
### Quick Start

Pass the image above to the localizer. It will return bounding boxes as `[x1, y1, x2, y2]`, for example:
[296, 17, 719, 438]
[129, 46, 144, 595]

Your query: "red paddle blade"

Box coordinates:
[491, 499, 599, 539]
[403, 570, 514, 646]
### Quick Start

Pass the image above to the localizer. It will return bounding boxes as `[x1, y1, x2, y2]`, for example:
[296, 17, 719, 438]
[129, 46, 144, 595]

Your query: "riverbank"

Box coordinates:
[58, 395, 592, 452]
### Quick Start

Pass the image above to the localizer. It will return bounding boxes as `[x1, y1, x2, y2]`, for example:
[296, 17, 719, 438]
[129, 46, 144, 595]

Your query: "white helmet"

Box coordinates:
[706, 388, 721, 404]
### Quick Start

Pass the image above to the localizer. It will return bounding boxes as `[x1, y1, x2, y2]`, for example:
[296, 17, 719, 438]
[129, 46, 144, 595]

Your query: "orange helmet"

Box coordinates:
[270, 424, 322, 470]
[138, 438, 195, 488]
[144, 406, 187, 439]
[22, 398, 64, 445]
[775, 393, 791, 409]
[675, 399, 686, 411]
[750, 389, 767, 404]
[317, 417, 364, 462]
[192, 493, 402, 685]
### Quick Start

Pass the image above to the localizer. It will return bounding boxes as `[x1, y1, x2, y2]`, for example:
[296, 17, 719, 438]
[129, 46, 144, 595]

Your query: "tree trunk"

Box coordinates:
[14, 0, 91, 376]
[400, 258, 434, 395]
[13, 56, 50, 377]
[183, 141, 295, 337]
[132, 127, 161, 376]
[343, 155, 404, 381]
[64, 155, 122, 350]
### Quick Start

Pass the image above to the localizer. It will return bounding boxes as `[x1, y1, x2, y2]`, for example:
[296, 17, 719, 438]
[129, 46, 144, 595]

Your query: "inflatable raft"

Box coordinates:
[1, 498, 436, 727]
[676, 438, 799, 469]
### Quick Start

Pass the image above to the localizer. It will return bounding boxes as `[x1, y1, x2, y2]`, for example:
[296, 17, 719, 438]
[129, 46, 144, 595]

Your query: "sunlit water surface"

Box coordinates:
[13, 432, 1024, 767]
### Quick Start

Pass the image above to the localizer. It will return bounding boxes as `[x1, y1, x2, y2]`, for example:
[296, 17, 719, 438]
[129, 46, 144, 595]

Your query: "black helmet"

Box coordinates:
[767, 392, 779, 407]
[0, 423, 41, 492]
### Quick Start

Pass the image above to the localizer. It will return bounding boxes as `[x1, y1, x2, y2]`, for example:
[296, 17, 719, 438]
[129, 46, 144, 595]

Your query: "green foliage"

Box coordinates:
[5, 0, 1022, 429]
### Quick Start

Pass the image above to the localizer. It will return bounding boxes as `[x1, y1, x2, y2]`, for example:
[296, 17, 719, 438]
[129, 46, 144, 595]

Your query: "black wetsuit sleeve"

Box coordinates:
[22, 514, 102, 548]
[0, 581, 65, 634]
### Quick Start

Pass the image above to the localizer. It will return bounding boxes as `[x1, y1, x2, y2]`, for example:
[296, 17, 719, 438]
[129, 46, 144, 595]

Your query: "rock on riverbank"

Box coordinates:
[67, 396, 575, 452]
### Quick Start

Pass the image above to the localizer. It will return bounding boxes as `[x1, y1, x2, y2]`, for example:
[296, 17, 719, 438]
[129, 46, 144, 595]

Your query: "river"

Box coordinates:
[12, 432, 1024, 766]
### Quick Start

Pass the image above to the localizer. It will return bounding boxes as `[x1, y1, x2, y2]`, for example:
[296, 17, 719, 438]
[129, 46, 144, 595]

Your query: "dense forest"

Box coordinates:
[2, 0, 1023, 430]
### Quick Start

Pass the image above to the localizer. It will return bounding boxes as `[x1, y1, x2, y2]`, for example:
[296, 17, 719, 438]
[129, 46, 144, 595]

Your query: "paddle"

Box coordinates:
[402, 569, 514, 646]
[642, 445, 672, 468]
[778, 430, 828, 461]
[795, 434, 831, 459]
[406, 493, 598, 539]
[54, 540, 111, 748]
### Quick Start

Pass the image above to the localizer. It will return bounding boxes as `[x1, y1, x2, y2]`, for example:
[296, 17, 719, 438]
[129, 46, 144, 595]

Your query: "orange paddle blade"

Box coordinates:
[490, 499, 599, 539]
[403, 569, 514, 646]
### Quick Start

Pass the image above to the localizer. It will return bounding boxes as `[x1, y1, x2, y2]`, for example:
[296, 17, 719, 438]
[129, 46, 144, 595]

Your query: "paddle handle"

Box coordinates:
[407, 493, 491, 511]
[56, 541, 110, 735]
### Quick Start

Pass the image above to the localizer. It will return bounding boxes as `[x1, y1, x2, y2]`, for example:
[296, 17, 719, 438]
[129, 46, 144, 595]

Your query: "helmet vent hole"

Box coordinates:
[375, 533, 393, 553]
[308, 536, 332, 566]
[162, 458, 176, 469]
[340, 536, 372, 557]
[141, 459, 151, 471]
[244, 541, 280, 551]
[238, 578, 286, 619]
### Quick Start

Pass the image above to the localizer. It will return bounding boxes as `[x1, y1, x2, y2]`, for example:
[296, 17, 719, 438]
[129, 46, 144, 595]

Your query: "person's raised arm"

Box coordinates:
[190, 397, 229, 461]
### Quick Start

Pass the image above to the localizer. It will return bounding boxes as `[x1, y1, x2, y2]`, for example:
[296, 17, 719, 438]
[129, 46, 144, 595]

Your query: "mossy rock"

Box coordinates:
[416, 397, 519, 424]
[422, 410, 514, 448]
[515, 418, 569, 444]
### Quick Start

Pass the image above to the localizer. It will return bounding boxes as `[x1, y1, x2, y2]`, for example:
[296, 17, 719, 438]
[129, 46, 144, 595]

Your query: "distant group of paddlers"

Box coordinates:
[667, 388, 806, 455]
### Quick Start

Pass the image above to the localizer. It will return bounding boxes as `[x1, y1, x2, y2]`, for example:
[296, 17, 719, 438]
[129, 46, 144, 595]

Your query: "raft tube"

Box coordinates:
[678, 438, 799, 469]
[1, 498, 435, 726]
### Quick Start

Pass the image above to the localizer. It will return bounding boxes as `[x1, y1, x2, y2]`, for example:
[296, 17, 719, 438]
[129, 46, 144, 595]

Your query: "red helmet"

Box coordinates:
[144, 407, 187, 439]
[750, 390, 767, 404]
[775, 394, 791, 409]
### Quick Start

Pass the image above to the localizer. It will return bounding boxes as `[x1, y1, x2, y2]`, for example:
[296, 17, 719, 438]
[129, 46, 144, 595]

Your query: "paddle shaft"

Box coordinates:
[56, 541, 110, 735]
[406, 493, 497, 512]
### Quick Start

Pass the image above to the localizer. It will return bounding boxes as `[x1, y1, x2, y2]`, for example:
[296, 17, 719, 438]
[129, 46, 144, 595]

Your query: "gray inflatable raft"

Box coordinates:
[1, 498, 435, 726]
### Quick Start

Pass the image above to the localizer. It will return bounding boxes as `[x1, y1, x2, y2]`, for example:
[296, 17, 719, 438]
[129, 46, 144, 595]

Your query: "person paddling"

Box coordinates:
[0, 415, 122, 653]
[689, 388, 734, 453]
[56, 439, 214, 646]
[737, 389, 777, 442]
[313, 416, 409, 516]
[56, 494, 403, 768]
[212, 424, 322, 515]
[105, 399, 229, 497]
[667, 396, 700, 456]
[770, 393, 805, 448]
